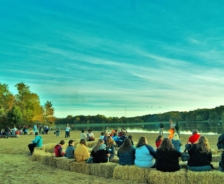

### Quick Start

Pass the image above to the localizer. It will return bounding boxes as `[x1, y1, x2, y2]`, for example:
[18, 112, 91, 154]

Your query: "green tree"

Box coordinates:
[7, 105, 23, 126]
[14, 83, 43, 123]
[44, 101, 55, 126]
[0, 83, 14, 116]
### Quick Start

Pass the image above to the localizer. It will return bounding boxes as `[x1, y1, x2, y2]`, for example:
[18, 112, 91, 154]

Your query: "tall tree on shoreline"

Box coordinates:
[44, 101, 55, 126]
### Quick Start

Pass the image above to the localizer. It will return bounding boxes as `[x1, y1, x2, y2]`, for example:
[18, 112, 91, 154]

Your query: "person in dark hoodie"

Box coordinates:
[156, 138, 181, 172]
[217, 133, 224, 149]
[91, 139, 109, 163]
[219, 152, 224, 172]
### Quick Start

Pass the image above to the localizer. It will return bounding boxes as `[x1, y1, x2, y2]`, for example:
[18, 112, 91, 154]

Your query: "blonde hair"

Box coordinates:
[93, 139, 104, 153]
[196, 136, 210, 154]
[106, 136, 115, 148]
[172, 133, 179, 140]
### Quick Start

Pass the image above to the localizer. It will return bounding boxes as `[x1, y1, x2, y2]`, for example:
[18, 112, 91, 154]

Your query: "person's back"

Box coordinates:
[54, 140, 65, 157]
[91, 147, 108, 163]
[118, 146, 135, 165]
[187, 136, 212, 171]
[74, 140, 90, 162]
[33, 135, 43, 147]
[217, 133, 224, 149]
[156, 138, 181, 172]
[65, 140, 75, 159]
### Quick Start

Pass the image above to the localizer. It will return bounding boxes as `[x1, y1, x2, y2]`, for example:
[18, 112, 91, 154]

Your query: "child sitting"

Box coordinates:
[54, 140, 65, 157]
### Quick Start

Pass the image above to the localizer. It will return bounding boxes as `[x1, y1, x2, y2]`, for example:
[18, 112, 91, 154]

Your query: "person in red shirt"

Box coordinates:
[185, 130, 200, 150]
[54, 140, 65, 157]
[155, 135, 163, 148]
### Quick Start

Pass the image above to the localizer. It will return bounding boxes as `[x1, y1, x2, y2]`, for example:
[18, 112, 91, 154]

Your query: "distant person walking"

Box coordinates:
[159, 122, 164, 135]
[65, 124, 70, 138]
[175, 121, 180, 138]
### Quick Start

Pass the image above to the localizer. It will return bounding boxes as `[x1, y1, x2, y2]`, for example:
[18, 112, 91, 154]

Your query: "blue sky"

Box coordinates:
[1, 1, 224, 118]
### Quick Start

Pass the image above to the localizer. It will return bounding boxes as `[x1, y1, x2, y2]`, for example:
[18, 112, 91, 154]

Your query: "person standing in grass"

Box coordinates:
[65, 124, 70, 138]
[159, 122, 164, 135]
[175, 121, 180, 138]
[28, 132, 43, 155]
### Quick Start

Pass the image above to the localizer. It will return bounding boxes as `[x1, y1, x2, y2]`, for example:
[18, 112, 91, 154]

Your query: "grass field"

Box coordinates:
[0, 130, 220, 184]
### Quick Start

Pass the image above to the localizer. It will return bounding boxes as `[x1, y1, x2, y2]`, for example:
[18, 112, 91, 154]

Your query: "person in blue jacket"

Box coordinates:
[28, 132, 43, 155]
[135, 136, 156, 168]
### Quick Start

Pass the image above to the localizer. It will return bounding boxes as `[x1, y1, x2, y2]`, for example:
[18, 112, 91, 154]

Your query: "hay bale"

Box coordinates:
[86, 140, 98, 148]
[113, 165, 150, 183]
[70, 161, 91, 175]
[148, 168, 187, 184]
[186, 170, 224, 184]
[42, 143, 56, 153]
[90, 163, 117, 178]
[54, 158, 75, 171]
[212, 154, 221, 162]
[42, 156, 57, 167]
[111, 156, 119, 163]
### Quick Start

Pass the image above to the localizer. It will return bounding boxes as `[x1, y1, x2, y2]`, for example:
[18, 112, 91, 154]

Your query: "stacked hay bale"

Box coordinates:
[70, 162, 91, 175]
[148, 168, 187, 184]
[113, 165, 150, 183]
[32, 148, 53, 163]
[54, 158, 75, 171]
[186, 170, 224, 184]
[90, 163, 117, 178]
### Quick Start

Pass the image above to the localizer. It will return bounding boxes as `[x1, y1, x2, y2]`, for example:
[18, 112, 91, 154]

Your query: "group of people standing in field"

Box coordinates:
[158, 120, 180, 139]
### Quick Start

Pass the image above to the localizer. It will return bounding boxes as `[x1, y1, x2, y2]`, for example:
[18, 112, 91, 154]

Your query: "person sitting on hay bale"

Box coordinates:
[65, 140, 75, 159]
[99, 132, 105, 140]
[219, 151, 224, 172]
[28, 132, 43, 155]
[106, 136, 116, 161]
[217, 133, 224, 150]
[117, 132, 127, 147]
[187, 136, 213, 171]
[91, 139, 110, 163]
[171, 133, 182, 152]
[87, 130, 95, 141]
[74, 139, 90, 162]
[155, 135, 163, 149]
[185, 129, 200, 151]
[117, 138, 135, 165]
[135, 136, 156, 168]
[156, 138, 181, 172]
[54, 140, 65, 157]
[80, 130, 87, 140]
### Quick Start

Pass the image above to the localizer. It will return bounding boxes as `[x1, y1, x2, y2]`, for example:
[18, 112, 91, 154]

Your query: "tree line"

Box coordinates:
[56, 106, 224, 132]
[0, 83, 55, 128]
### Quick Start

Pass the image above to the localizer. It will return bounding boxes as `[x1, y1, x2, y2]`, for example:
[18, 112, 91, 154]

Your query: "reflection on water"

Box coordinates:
[55, 121, 221, 134]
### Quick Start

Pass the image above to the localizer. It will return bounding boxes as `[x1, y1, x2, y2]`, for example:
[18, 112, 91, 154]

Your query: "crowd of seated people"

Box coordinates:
[28, 127, 224, 173]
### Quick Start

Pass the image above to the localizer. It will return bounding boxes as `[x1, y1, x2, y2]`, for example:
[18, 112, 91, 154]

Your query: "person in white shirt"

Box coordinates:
[80, 130, 87, 140]
[65, 124, 70, 138]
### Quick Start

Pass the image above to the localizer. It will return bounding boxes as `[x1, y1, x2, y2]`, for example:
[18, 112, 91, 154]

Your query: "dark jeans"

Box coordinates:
[28, 143, 36, 154]
[65, 131, 70, 138]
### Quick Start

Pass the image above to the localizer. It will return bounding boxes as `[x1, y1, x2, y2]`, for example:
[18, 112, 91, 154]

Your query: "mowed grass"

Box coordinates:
[0, 130, 220, 184]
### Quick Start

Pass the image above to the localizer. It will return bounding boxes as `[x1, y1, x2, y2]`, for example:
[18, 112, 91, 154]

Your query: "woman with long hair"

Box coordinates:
[156, 138, 181, 172]
[117, 138, 135, 165]
[106, 136, 116, 161]
[74, 139, 90, 162]
[135, 137, 156, 168]
[91, 139, 109, 163]
[187, 136, 213, 171]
